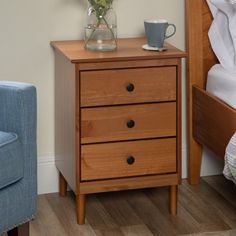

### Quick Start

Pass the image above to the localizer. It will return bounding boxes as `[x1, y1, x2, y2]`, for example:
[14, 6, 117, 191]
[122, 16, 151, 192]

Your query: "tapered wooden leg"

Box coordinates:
[169, 185, 177, 216]
[7, 222, 29, 236]
[59, 172, 67, 197]
[76, 194, 86, 225]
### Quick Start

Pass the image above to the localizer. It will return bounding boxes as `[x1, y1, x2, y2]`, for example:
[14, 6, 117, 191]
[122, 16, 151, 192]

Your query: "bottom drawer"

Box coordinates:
[81, 138, 176, 181]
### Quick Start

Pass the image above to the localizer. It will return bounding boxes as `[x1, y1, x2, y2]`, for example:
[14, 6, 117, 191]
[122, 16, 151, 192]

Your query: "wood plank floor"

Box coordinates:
[2, 175, 236, 236]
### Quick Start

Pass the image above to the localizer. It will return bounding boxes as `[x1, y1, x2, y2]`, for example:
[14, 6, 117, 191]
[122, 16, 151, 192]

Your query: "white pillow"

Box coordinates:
[213, 0, 236, 55]
[207, 0, 236, 69]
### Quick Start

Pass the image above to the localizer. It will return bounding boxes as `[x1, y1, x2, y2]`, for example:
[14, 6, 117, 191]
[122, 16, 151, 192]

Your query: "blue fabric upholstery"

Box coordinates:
[0, 131, 23, 190]
[0, 81, 37, 233]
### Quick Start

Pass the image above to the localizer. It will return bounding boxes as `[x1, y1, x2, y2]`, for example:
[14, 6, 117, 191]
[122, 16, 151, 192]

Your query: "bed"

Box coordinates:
[186, 0, 236, 184]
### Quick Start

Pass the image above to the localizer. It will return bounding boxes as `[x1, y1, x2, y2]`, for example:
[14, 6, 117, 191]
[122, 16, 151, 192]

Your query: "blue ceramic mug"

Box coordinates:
[144, 19, 176, 48]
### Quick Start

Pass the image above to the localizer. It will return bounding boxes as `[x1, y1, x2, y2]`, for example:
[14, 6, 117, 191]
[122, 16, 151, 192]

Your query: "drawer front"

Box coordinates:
[81, 103, 176, 144]
[80, 67, 176, 107]
[81, 138, 177, 181]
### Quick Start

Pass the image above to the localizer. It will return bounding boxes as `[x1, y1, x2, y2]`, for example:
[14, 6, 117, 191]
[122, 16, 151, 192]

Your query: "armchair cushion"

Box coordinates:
[0, 131, 23, 190]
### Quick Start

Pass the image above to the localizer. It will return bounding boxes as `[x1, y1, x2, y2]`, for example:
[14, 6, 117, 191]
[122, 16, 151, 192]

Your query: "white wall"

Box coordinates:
[0, 0, 223, 194]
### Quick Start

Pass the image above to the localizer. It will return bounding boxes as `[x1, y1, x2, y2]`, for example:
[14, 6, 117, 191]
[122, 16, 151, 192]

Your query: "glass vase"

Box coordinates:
[84, 4, 117, 51]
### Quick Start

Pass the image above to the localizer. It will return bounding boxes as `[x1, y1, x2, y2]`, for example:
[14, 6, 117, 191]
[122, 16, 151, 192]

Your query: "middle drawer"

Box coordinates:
[81, 103, 176, 144]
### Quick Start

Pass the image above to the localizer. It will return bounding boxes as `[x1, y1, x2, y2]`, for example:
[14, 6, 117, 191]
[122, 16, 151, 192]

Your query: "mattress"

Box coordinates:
[206, 64, 236, 109]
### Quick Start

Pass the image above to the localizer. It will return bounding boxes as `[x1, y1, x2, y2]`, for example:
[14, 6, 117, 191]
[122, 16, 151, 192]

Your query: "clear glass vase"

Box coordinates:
[84, 4, 117, 51]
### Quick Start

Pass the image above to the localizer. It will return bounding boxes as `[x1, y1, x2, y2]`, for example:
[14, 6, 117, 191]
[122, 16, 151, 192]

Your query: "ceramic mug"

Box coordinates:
[144, 19, 176, 48]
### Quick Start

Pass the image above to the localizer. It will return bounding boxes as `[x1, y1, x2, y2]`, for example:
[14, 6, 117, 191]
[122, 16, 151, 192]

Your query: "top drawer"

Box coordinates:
[80, 67, 176, 107]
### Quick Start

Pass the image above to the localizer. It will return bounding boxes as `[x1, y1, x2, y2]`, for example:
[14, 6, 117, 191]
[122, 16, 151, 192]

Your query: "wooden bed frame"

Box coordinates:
[186, 0, 236, 184]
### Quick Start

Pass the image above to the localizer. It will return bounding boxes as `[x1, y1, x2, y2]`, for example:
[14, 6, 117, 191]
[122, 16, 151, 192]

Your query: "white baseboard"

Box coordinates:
[37, 148, 223, 194]
[37, 155, 59, 195]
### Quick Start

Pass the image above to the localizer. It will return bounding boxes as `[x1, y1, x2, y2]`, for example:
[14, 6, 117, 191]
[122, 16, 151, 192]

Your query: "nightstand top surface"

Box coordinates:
[51, 37, 186, 63]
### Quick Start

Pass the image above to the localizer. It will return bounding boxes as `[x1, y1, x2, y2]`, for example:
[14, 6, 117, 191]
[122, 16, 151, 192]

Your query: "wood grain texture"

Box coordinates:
[75, 70, 81, 195]
[193, 86, 236, 158]
[77, 58, 179, 71]
[80, 67, 176, 107]
[52, 38, 185, 224]
[59, 172, 67, 197]
[178, 178, 232, 233]
[79, 174, 179, 194]
[51, 38, 186, 63]
[121, 225, 153, 236]
[177, 59, 182, 184]
[81, 103, 176, 144]
[169, 185, 177, 216]
[186, 0, 204, 185]
[81, 138, 176, 181]
[2, 176, 234, 236]
[186, 0, 218, 185]
[54, 49, 77, 192]
[76, 194, 86, 225]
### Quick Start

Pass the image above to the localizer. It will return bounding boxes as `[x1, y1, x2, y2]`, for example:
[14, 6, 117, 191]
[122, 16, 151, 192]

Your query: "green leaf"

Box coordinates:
[88, 0, 113, 20]
[98, 0, 106, 7]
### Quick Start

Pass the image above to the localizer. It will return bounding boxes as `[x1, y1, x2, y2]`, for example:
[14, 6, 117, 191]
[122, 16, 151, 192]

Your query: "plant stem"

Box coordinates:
[102, 16, 117, 44]
[84, 18, 102, 48]
[84, 8, 116, 49]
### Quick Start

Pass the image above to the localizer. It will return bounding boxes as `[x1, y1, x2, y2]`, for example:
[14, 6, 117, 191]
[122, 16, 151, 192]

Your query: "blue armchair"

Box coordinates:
[0, 81, 37, 236]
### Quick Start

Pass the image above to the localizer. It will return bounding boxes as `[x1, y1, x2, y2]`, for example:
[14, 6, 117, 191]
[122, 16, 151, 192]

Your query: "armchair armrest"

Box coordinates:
[0, 81, 37, 178]
[0, 81, 37, 145]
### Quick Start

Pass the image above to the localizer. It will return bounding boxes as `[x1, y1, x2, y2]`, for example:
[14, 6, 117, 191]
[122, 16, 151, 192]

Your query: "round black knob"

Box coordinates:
[127, 156, 135, 165]
[127, 119, 135, 128]
[126, 83, 135, 92]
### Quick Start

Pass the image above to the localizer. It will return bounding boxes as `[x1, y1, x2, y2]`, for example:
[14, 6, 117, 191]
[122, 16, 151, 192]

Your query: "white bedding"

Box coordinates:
[223, 133, 236, 184]
[207, 0, 236, 69]
[206, 64, 236, 109]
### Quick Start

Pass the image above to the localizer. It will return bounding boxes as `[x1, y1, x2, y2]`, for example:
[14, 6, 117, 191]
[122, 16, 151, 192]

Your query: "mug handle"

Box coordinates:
[165, 24, 176, 39]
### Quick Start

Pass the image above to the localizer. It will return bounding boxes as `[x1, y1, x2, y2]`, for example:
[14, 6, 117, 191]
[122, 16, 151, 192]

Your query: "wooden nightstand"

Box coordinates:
[51, 38, 186, 224]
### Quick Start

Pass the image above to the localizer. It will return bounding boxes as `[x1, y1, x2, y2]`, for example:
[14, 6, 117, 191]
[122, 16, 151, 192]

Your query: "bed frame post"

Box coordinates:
[186, 0, 232, 184]
[186, 0, 204, 184]
[186, 0, 218, 184]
